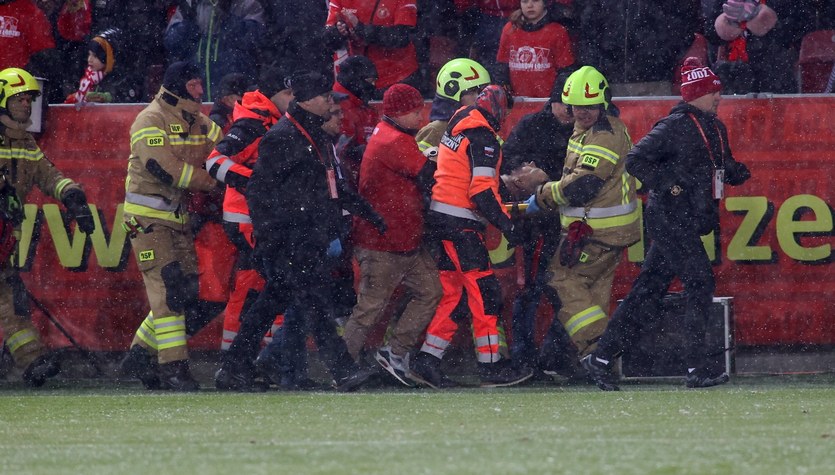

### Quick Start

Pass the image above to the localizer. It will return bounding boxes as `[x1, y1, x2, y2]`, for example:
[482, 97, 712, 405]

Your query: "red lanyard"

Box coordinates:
[285, 112, 326, 166]
[285, 112, 339, 199]
[688, 113, 725, 168]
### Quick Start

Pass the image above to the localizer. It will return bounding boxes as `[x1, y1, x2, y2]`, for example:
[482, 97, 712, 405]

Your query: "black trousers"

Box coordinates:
[596, 207, 716, 370]
[224, 240, 357, 381]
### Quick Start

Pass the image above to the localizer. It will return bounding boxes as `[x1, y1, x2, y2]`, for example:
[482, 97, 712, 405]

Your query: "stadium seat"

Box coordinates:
[672, 33, 709, 95]
[797, 30, 835, 93]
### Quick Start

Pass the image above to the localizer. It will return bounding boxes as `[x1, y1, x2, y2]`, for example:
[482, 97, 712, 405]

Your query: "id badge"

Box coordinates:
[327, 168, 339, 199]
[713, 168, 725, 200]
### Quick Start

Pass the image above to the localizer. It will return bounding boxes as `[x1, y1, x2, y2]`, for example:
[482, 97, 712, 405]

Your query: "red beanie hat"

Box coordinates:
[383, 83, 424, 117]
[680, 57, 722, 102]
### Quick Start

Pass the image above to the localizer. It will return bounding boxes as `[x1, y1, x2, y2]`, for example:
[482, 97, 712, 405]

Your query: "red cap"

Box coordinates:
[680, 57, 722, 102]
[383, 83, 424, 117]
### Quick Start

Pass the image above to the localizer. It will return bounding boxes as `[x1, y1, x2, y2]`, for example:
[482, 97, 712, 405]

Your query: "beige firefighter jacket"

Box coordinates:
[123, 87, 221, 226]
[0, 115, 82, 220]
[416, 119, 448, 152]
[536, 114, 640, 247]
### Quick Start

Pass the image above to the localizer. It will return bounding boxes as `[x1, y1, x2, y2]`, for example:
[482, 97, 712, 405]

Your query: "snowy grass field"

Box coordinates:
[1, 376, 833, 475]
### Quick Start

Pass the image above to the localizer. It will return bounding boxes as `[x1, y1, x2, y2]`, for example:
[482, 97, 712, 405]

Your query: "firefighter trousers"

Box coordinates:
[127, 218, 196, 364]
[0, 270, 43, 368]
[547, 237, 623, 357]
[421, 229, 504, 363]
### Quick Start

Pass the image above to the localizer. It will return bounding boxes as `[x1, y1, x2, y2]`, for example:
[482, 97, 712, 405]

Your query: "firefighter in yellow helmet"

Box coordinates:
[415, 58, 491, 156]
[118, 62, 222, 391]
[535, 66, 641, 359]
[0, 67, 96, 386]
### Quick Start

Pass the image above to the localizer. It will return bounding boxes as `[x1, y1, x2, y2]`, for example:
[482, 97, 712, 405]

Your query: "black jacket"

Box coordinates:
[501, 106, 573, 180]
[626, 102, 750, 236]
[247, 102, 340, 252]
[247, 102, 382, 256]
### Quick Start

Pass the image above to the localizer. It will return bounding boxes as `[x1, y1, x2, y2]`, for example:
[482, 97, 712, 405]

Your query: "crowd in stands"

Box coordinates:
[2, 0, 834, 106]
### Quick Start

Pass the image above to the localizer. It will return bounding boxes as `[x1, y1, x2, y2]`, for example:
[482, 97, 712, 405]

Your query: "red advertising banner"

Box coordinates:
[20, 97, 835, 350]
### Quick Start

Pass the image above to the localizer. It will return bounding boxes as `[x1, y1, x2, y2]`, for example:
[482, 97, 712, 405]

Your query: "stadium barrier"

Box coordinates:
[15, 96, 835, 351]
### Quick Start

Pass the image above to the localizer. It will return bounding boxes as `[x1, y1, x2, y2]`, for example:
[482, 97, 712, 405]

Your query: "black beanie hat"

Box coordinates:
[336, 56, 378, 103]
[163, 61, 203, 99]
[288, 71, 333, 102]
[217, 73, 249, 99]
[258, 65, 291, 99]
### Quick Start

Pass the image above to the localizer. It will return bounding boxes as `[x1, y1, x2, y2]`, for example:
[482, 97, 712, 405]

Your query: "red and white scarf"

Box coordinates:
[69, 66, 104, 104]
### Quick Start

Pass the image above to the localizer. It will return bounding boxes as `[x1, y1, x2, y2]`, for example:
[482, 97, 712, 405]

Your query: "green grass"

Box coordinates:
[1, 377, 834, 475]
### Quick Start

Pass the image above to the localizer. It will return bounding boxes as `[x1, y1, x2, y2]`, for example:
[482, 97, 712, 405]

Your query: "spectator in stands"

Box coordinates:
[64, 28, 143, 104]
[92, 0, 169, 101]
[165, 0, 265, 101]
[324, 0, 420, 93]
[209, 72, 249, 132]
[0, 0, 58, 99]
[333, 56, 380, 186]
[455, 0, 517, 74]
[574, 0, 700, 96]
[44, 0, 95, 101]
[260, 0, 331, 78]
[705, 0, 814, 94]
[495, 0, 574, 98]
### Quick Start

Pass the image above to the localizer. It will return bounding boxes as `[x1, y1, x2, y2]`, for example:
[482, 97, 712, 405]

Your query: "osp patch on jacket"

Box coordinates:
[440, 132, 464, 151]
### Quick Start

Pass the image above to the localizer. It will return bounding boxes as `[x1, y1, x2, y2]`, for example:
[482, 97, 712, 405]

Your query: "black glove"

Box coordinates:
[503, 223, 525, 249]
[62, 188, 96, 234]
[224, 169, 249, 192]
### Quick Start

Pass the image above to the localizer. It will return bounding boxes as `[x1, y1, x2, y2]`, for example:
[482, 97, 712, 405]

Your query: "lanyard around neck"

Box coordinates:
[284, 112, 327, 166]
[688, 113, 725, 168]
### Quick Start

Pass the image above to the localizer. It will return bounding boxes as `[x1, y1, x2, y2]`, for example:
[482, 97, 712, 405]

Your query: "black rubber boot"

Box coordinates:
[581, 354, 620, 391]
[119, 345, 162, 390]
[215, 359, 267, 392]
[159, 360, 200, 392]
[685, 370, 730, 389]
[408, 352, 458, 390]
[22, 353, 61, 388]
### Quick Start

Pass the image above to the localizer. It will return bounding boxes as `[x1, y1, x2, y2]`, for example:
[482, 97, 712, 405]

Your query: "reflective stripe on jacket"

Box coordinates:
[206, 90, 279, 224]
[542, 114, 640, 247]
[124, 88, 221, 224]
[430, 107, 507, 224]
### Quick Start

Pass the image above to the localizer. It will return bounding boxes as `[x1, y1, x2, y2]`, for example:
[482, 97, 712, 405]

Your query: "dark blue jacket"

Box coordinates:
[164, 1, 264, 100]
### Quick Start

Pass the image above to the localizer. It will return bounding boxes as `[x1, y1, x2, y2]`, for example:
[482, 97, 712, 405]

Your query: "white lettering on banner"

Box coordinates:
[0, 16, 21, 38]
[509, 46, 552, 72]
